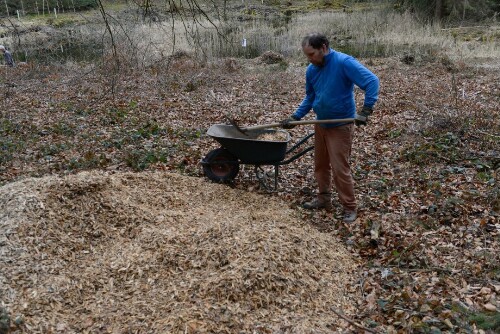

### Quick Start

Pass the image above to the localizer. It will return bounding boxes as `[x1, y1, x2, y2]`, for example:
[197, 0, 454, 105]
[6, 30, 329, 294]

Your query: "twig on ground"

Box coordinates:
[477, 130, 500, 139]
[331, 307, 379, 334]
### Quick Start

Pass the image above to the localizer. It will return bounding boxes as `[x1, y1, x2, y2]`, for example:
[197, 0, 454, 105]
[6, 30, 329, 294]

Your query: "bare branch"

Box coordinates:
[331, 307, 379, 334]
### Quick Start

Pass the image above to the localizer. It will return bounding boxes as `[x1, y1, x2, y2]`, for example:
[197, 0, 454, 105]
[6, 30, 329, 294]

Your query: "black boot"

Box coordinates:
[302, 193, 333, 212]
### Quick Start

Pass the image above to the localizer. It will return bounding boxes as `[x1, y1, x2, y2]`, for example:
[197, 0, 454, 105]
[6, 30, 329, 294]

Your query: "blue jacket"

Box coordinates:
[293, 49, 379, 127]
[4, 50, 15, 67]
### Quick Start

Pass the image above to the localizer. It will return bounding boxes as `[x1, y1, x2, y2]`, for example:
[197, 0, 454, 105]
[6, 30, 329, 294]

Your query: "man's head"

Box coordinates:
[301, 33, 330, 66]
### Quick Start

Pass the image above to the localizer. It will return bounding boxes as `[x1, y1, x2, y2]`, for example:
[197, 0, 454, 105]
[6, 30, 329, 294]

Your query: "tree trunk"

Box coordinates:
[4, 0, 9, 17]
[463, 0, 469, 21]
[223, 0, 227, 21]
[435, 0, 443, 21]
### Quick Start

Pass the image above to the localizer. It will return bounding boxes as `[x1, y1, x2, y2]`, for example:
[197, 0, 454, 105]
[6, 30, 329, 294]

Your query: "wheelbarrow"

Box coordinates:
[201, 118, 356, 190]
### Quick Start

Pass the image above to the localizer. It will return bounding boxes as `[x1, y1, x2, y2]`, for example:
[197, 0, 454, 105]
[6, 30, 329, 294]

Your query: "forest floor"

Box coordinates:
[1, 45, 499, 333]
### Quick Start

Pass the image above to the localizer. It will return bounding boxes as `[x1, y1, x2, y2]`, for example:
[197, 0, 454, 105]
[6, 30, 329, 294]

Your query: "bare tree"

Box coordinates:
[95, 0, 120, 96]
[4, 0, 9, 17]
[435, 0, 443, 21]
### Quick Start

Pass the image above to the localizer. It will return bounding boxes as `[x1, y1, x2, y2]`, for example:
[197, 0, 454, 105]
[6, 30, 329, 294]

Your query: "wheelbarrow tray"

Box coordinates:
[207, 124, 290, 164]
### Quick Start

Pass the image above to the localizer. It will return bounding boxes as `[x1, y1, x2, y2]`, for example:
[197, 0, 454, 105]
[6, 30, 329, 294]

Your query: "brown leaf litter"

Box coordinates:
[1, 171, 358, 333]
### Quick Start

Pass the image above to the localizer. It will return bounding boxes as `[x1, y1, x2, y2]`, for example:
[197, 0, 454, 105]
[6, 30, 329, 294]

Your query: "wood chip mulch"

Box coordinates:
[1, 171, 358, 333]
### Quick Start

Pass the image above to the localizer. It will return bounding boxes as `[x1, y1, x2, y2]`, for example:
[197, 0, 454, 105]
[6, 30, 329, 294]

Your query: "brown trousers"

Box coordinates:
[314, 123, 356, 212]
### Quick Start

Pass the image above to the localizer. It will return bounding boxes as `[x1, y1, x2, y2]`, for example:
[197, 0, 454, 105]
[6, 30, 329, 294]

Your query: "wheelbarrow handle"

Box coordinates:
[242, 118, 357, 131]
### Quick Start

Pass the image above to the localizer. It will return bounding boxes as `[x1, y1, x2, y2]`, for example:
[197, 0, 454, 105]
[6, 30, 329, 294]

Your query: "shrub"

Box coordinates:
[394, 0, 499, 23]
[1, 0, 98, 16]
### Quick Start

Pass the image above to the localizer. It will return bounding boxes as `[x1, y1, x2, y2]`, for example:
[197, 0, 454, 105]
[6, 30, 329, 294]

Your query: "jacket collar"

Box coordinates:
[311, 48, 334, 68]
[323, 48, 335, 65]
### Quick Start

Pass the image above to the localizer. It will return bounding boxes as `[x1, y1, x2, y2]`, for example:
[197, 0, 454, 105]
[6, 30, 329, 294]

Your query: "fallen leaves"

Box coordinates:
[0, 55, 499, 332]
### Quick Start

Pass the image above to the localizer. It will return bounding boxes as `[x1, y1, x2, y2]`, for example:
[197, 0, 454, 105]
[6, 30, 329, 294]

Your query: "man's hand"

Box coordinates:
[280, 115, 299, 129]
[355, 106, 373, 126]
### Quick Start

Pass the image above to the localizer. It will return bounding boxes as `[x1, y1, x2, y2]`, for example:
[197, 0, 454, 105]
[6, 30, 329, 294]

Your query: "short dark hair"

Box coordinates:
[302, 33, 329, 49]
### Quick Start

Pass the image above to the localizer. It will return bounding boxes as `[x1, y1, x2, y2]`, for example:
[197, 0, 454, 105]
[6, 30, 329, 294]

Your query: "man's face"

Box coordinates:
[302, 43, 327, 66]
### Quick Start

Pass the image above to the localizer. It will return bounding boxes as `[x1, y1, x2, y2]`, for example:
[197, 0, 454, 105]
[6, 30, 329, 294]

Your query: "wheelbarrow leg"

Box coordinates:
[274, 165, 279, 191]
[254, 165, 279, 191]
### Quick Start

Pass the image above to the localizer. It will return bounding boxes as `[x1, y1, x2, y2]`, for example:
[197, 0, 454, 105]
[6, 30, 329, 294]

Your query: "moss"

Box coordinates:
[468, 311, 500, 330]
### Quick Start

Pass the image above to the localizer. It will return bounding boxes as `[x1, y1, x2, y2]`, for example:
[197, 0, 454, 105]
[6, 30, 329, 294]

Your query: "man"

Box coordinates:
[281, 33, 379, 223]
[0, 45, 15, 67]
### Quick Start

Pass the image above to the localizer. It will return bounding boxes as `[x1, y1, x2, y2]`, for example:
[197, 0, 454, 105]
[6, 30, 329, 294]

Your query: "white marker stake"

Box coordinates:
[242, 39, 247, 47]
[54, 8, 57, 18]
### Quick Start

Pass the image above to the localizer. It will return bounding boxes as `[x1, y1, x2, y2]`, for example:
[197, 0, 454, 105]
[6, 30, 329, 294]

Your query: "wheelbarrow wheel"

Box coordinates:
[203, 148, 240, 183]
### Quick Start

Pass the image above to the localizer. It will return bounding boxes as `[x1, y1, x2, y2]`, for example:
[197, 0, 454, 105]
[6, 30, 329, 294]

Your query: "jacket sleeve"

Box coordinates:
[343, 58, 379, 108]
[293, 67, 315, 119]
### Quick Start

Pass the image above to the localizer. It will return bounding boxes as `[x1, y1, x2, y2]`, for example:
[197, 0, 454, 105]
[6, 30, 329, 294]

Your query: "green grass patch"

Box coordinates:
[0, 119, 25, 165]
[402, 132, 462, 165]
[476, 171, 492, 183]
[468, 311, 500, 330]
[0, 139, 20, 164]
[124, 149, 170, 171]
[170, 128, 203, 141]
[105, 107, 129, 125]
[46, 16, 81, 28]
[67, 151, 109, 170]
[135, 121, 164, 139]
[1, 119, 21, 134]
[388, 129, 403, 138]
[452, 302, 500, 331]
[51, 121, 76, 136]
[39, 143, 69, 157]
[305, 0, 344, 10]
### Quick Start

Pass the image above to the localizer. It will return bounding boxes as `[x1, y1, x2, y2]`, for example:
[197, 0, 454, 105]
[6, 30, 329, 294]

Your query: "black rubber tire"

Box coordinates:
[203, 148, 240, 183]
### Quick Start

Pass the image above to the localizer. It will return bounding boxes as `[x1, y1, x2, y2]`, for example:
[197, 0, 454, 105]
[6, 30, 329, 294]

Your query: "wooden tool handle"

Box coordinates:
[242, 118, 356, 131]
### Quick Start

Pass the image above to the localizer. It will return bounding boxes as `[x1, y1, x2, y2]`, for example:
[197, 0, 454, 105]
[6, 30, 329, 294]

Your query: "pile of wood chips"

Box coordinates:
[256, 131, 289, 142]
[0, 171, 358, 333]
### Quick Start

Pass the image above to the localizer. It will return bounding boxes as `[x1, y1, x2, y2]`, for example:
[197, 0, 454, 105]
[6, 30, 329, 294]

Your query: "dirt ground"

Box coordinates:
[0, 51, 499, 333]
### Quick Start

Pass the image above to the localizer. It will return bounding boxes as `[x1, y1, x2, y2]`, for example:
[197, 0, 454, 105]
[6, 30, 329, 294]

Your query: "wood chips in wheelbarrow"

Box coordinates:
[256, 131, 289, 142]
[0, 171, 358, 333]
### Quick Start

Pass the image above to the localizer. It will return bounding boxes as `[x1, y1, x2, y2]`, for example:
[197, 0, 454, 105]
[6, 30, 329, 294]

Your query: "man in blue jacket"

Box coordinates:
[282, 33, 379, 223]
[0, 45, 15, 67]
